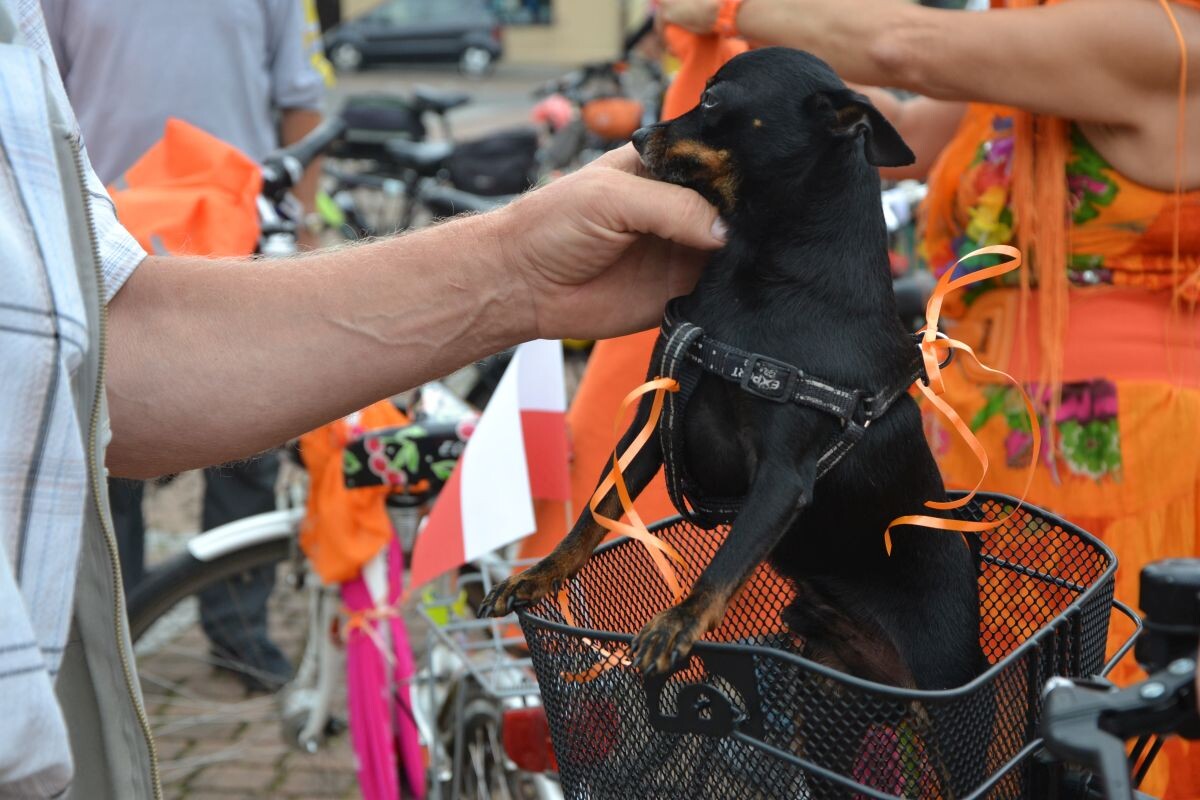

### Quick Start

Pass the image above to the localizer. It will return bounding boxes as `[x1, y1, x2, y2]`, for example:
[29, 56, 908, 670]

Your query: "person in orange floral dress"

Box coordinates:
[580, 0, 1199, 794]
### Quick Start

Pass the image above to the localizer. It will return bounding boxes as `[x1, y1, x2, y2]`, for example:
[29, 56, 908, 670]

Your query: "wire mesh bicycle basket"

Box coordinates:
[517, 492, 1121, 799]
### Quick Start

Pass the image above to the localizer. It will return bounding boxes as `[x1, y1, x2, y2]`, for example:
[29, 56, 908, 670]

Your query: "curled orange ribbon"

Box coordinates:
[339, 602, 403, 661]
[558, 377, 684, 681]
[884, 245, 1040, 555]
[342, 603, 400, 635]
[586, 377, 687, 600]
[558, 585, 634, 683]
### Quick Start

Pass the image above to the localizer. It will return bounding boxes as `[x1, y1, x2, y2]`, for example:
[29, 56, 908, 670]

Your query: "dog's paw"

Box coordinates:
[477, 565, 564, 618]
[630, 605, 707, 676]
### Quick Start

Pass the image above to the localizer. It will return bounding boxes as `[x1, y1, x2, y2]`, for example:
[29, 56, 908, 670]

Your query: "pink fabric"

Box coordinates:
[342, 544, 425, 799]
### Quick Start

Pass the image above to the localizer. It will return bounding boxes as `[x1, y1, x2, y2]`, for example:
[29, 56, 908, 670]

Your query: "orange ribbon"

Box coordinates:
[884, 245, 1040, 554]
[586, 377, 687, 600]
[341, 603, 400, 635]
[338, 603, 403, 661]
[558, 585, 634, 683]
[557, 376, 684, 681]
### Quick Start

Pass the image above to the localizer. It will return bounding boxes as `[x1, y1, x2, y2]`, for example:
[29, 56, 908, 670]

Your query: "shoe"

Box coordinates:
[208, 638, 294, 694]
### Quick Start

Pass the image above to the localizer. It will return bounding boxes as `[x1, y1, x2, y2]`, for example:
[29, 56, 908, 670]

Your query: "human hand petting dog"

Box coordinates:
[495, 144, 726, 342]
[109, 143, 724, 477]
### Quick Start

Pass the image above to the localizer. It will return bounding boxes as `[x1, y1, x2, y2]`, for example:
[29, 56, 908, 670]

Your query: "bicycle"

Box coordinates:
[318, 86, 473, 238]
[531, 27, 664, 175]
[129, 259, 563, 800]
[318, 89, 538, 239]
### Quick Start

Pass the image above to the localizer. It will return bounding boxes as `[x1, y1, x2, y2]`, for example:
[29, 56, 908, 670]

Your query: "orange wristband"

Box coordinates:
[714, 0, 744, 38]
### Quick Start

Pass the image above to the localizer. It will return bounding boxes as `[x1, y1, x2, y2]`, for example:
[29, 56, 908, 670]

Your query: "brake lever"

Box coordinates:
[1041, 658, 1198, 800]
[1042, 677, 1135, 800]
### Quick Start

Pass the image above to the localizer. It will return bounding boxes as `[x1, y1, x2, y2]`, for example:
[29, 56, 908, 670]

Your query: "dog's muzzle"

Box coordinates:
[631, 126, 653, 156]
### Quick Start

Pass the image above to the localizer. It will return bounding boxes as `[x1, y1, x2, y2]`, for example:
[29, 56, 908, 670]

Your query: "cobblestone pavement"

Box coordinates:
[140, 470, 365, 800]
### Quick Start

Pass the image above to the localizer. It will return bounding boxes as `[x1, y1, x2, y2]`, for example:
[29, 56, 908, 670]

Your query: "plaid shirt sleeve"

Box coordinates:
[82, 144, 146, 302]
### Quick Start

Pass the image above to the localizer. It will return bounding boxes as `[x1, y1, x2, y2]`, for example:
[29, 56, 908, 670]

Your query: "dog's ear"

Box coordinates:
[811, 89, 915, 168]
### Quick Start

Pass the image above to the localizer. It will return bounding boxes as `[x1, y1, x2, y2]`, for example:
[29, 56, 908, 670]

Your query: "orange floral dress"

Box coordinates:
[922, 103, 1200, 799]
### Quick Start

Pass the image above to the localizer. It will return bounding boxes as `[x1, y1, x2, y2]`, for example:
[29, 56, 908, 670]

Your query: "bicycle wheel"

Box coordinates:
[128, 537, 291, 642]
[443, 679, 529, 800]
[129, 518, 360, 798]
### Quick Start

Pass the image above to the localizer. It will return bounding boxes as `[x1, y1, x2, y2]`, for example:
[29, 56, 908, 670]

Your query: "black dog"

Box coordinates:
[481, 48, 982, 695]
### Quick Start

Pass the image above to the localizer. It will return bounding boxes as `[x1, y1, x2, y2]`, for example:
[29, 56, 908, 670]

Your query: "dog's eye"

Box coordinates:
[701, 90, 718, 110]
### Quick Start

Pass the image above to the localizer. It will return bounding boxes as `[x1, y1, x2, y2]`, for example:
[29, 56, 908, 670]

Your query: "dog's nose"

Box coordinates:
[631, 126, 652, 155]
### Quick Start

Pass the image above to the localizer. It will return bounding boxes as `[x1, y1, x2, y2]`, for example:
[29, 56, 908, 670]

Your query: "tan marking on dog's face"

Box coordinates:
[753, 118, 763, 128]
[665, 140, 728, 171]
[662, 139, 740, 211]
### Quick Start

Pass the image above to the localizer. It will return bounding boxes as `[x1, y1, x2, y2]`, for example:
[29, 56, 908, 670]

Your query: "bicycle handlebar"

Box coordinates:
[1040, 559, 1200, 799]
[280, 116, 348, 172]
[261, 116, 348, 201]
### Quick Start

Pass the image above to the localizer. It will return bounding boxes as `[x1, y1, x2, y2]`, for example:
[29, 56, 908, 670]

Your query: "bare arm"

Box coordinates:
[661, 0, 1200, 184]
[106, 148, 724, 478]
[280, 107, 323, 215]
[666, 0, 1197, 123]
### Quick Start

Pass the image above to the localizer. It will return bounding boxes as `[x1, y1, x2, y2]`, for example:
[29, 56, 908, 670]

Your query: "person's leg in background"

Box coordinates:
[197, 454, 292, 691]
[107, 477, 145, 593]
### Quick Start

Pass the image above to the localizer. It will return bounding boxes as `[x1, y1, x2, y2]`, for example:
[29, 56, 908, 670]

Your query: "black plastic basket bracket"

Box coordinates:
[644, 649, 765, 739]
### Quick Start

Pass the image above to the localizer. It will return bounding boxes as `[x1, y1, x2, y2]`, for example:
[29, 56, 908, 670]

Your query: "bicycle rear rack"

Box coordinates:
[414, 554, 552, 800]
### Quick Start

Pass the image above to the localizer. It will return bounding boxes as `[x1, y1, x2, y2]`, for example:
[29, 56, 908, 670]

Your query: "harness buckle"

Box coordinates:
[739, 355, 798, 403]
[856, 392, 876, 425]
[912, 330, 955, 370]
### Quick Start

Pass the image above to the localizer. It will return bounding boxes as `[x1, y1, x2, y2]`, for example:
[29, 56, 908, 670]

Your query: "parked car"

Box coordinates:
[326, 0, 503, 77]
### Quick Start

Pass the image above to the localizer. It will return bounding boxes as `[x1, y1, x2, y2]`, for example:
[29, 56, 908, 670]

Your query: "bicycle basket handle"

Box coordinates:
[644, 648, 764, 739]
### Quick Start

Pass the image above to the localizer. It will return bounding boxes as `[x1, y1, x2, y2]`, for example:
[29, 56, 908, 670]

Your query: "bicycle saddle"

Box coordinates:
[343, 383, 478, 494]
[411, 86, 471, 115]
[383, 139, 454, 175]
[343, 420, 469, 494]
[420, 184, 515, 218]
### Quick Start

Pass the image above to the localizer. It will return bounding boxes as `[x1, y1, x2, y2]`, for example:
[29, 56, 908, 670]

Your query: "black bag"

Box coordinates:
[331, 94, 426, 162]
[446, 127, 538, 197]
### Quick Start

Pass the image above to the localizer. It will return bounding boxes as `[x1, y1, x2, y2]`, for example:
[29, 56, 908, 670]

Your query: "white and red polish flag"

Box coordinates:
[408, 340, 569, 590]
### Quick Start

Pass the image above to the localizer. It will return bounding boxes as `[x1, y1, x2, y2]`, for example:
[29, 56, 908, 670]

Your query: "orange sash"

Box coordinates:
[299, 401, 408, 584]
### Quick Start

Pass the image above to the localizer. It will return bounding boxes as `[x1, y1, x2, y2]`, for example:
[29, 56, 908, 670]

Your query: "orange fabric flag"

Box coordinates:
[299, 401, 409, 584]
[109, 118, 261, 257]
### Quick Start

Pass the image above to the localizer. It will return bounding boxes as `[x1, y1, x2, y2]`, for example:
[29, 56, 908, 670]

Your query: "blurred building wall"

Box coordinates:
[342, 0, 380, 19]
[503, 0, 622, 64]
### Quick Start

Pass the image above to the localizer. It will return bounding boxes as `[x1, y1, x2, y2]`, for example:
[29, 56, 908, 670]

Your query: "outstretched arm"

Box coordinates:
[660, 0, 1200, 185]
[106, 148, 724, 477]
[664, 0, 1197, 121]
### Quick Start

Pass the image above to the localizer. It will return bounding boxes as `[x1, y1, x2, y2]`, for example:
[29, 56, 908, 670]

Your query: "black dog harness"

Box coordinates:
[656, 299, 929, 528]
